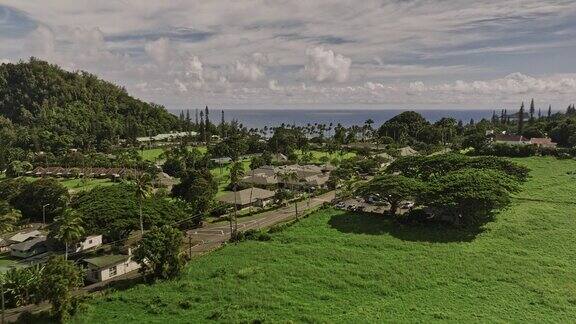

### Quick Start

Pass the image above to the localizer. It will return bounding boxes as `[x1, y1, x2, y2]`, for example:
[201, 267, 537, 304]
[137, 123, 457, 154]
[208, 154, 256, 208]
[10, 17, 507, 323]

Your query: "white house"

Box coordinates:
[74, 235, 103, 253]
[84, 253, 141, 283]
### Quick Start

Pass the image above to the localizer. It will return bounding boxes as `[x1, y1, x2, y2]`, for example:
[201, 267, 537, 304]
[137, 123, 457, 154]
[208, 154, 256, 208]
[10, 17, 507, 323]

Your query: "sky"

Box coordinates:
[1, 0, 576, 110]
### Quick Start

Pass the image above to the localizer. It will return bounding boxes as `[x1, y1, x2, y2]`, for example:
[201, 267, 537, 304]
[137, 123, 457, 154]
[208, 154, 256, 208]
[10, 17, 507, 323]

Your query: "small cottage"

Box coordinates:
[84, 254, 141, 283]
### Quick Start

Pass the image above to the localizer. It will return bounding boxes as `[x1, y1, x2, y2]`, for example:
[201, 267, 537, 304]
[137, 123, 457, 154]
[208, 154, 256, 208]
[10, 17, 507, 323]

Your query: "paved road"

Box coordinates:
[186, 191, 335, 256]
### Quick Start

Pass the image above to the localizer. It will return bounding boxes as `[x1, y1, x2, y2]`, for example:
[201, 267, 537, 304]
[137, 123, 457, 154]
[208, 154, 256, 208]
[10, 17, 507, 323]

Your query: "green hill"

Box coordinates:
[0, 58, 179, 153]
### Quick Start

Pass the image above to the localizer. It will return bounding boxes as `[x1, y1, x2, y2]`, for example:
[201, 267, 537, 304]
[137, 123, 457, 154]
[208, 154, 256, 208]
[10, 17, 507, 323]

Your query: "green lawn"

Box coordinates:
[296, 149, 356, 163]
[24, 177, 115, 192]
[0, 254, 21, 273]
[211, 159, 251, 197]
[74, 157, 576, 322]
[139, 146, 207, 162]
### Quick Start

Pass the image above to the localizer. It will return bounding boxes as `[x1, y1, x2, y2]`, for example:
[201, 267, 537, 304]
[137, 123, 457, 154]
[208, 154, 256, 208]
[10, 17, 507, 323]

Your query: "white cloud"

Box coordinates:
[231, 61, 264, 82]
[2, 1, 576, 108]
[145, 37, 171, 66]
[25, 25, 55, 59]
[305, 46, 351, 82]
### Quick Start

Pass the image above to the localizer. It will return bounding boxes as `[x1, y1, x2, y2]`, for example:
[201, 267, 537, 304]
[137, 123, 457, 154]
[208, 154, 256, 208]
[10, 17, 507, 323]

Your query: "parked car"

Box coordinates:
[401, 201, 415, 209]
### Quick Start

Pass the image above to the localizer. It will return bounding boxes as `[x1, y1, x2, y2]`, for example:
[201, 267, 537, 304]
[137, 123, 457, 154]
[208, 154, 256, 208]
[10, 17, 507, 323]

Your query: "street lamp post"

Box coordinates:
[42, 203, 50, 226]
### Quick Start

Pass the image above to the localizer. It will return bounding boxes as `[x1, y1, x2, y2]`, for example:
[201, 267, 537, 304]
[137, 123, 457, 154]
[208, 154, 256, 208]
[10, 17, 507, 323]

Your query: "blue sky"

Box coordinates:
[1, 1, 575, 110]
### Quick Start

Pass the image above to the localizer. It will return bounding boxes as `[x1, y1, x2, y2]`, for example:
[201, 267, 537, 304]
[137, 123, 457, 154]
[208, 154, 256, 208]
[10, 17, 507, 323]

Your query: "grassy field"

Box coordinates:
[74, 157, 576, 322]
[139, 146, 207, 162]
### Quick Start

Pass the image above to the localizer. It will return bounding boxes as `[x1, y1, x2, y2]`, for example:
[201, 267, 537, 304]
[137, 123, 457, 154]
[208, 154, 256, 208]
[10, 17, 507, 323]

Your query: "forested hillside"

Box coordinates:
[0, 58, 179, 154]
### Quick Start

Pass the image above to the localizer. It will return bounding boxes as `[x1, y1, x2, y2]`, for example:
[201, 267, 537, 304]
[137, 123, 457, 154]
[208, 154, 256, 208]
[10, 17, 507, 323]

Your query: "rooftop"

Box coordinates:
[10, 236, 47, 251]
[84, 254, 130, 269]
[9, 230, 42, 243]
[217, 188, 276, 206]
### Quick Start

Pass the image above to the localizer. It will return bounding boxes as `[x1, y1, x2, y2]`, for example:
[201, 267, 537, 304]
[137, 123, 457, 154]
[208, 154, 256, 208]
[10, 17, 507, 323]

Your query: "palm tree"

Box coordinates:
[54, 209, 85, 260]
[135, 173, 152, 235]
[277, 170, 300, 219]
[228, 162, 245, 237]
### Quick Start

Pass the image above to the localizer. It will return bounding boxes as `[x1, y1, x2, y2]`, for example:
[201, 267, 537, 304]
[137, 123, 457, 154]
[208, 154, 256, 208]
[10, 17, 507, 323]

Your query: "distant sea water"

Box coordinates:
[169, 108, 494, 129]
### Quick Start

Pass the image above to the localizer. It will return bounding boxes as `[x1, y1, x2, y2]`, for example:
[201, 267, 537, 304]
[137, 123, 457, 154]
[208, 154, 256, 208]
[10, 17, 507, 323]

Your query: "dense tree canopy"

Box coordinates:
[11, 178, 69, 222]
[358, 174, 425, 215]
[172, 168, 218, 215]
[0, 58, 179, 158]
[134, 225, 186, 280]
[388, 154, 530, 182]
[72, 184, 189, 240]
[423, 169, 521, 226]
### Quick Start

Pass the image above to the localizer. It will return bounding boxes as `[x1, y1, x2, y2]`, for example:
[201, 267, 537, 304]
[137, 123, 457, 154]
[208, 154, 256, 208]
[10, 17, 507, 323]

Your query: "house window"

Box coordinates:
[109, 266, 117, 277]
[88, 239, 93, 244]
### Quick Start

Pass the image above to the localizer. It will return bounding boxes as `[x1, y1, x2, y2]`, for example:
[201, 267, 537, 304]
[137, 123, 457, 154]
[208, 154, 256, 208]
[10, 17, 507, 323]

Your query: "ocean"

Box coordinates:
[169, 108, 494, 129]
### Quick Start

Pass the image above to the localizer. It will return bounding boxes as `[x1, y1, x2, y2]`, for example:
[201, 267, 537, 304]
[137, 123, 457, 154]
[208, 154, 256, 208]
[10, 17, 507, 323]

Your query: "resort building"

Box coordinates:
[528, 137, 557, 148]
[241, 164, 332, 190]
[217, 188, 276, 208]
[136, 131, 197, 143]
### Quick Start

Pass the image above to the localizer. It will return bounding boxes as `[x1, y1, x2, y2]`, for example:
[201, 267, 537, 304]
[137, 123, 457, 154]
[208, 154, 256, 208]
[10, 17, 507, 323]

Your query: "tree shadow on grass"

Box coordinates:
[328, 212, 483, 243]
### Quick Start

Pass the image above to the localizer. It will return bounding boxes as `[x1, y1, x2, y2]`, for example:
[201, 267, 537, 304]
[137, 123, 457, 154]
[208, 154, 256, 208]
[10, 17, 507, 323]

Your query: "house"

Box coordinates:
[74, 235, 103, 253]
[241, 173, 279, 187]
[154, 172, 178, 191]
[494, 134, 526, 145]
[528, 137, 557, 148]
[10, 236, 48, 258]
[8, 230, 42, 244]
[211, 157, 232, 164]
[398, 146, 419, 157]
[217, 188, 276, 208]
[272, 153, 288, 162]
[84, 253, 141, 283]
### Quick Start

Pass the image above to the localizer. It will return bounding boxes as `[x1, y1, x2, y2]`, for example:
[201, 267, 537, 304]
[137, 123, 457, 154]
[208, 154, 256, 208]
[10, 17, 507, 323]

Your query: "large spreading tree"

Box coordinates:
[357, 174, 425, 215]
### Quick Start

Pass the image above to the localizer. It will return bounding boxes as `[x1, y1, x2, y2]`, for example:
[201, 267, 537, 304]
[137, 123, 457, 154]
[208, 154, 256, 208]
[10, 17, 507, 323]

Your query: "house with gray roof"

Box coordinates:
[10, 236, 48, 258]
[8, 230, 42, 244]
[217, 188, 276, 208]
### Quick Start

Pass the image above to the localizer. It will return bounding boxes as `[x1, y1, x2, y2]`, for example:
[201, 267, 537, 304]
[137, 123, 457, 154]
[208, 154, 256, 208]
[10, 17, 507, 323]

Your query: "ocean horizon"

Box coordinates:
[168, 108, 496, 129]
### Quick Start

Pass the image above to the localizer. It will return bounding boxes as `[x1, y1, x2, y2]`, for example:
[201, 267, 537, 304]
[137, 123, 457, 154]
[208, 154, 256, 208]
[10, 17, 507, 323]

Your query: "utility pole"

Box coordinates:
[42, 203, 50, 227]
[1, 279, 5, 324]
[188, 236, 192, 258]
